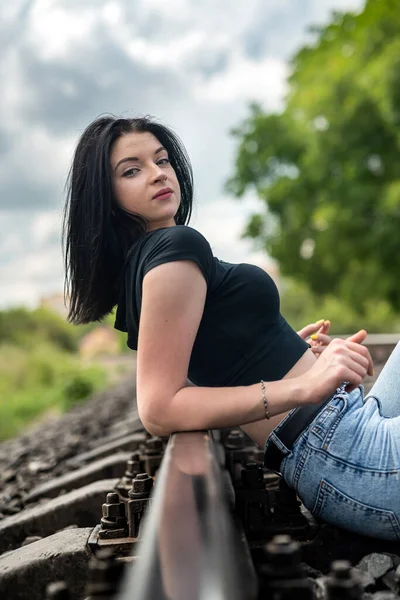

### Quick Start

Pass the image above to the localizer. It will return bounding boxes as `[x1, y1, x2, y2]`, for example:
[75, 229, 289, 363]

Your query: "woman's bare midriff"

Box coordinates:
[241, 348, 318, 449]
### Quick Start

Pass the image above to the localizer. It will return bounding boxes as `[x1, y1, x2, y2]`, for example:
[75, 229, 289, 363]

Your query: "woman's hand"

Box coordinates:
[299, 329, 374, 405]
[297, 319, 332, 357]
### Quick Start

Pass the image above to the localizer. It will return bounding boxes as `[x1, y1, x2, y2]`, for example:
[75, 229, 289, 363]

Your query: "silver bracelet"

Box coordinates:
[260, 380, 270, 420]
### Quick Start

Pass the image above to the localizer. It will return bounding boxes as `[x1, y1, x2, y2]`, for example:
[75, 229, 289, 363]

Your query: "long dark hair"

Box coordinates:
[62, 115, 194, 325]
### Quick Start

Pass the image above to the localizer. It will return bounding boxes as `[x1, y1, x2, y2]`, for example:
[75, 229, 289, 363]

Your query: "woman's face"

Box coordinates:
[110, 131, 181, 231]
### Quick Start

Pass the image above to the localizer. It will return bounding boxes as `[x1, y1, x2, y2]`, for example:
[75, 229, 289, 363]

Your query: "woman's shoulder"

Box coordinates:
[142, 225, 213, 254]
[123, 225, 214, 277]
[146, 224, 210, 242]
[140, 225, 215, 284]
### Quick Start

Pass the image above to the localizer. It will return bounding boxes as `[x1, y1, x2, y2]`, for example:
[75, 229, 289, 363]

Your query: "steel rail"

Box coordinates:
[117, 430, 256, 600]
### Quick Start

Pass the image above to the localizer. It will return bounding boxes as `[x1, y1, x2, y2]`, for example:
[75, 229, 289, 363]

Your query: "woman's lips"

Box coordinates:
[154, 191, 173, 200]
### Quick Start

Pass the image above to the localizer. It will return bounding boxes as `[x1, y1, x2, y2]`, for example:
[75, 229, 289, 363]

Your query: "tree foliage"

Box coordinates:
[0, 307, 79, 352]
[0, 305, 129, 353]
[227, 0, 400, 313]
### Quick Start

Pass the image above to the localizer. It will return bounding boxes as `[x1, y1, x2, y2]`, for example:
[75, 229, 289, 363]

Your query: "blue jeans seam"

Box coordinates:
[308, 446, 400, 474]
[320, 395, 348, 451]
[313, 480, 324, 515]
[314, 479, 400, 540]
[293, 443, 310, 488]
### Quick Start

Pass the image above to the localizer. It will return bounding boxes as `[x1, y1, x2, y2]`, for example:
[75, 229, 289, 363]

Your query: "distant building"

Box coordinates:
[39, 292, 69, 318]
[79, 326, 120, 359]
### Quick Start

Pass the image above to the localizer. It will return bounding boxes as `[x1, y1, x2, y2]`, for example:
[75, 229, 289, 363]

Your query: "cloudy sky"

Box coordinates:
[0, 0, 364, 310]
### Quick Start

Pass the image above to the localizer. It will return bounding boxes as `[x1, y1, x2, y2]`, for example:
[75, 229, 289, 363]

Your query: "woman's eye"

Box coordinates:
[158, 158, 170, 165]
[123, 168, 139, 177]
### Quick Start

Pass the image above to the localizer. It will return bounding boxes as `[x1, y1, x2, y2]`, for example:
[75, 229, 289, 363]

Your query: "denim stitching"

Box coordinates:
[308, 387, 362, 449]
[310, 407, 341, 443]
[314, 479, 400, 540]
[313, 480, 325, 515]
[309, 425, 326, 442]
[308, 446, 400, 475]
[268, 432, 292, 455]
[321, 395, 348, 451]
[314, 406, 339, 426]
[293, 442, 310, 489]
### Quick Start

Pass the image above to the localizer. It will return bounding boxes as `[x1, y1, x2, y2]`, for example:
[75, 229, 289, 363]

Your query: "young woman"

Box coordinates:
[63, 115, 400, 541]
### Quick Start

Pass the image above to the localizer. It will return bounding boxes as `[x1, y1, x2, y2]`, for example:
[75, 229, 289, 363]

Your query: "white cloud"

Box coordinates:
[0, 243, 64, 309]
[0, 1, 29, 23]
[31, 211, 62, 246]
[0, 232, 25, 257]
[0, 281, 41, 309]
[311, 0, 364, 19]
[142, 0, 189, 13]
[2, 247, 62, 281]
[195, 54, 288, 111]
[27, 2, 98, 60]
[101, 1, 123, 25]
[126, 30, 211, 70]
[0, 48, 28, 129]
[0, 125, 75, 188]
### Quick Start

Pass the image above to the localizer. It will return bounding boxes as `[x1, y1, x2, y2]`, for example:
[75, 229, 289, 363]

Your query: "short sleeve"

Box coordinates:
[142, 226, 215, 287]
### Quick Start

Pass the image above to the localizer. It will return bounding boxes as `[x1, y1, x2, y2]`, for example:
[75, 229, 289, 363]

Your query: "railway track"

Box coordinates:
[0, 336, 399, 599]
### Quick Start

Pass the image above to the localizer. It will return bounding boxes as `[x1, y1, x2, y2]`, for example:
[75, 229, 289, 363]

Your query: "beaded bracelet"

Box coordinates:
[260, 380, 270, 420]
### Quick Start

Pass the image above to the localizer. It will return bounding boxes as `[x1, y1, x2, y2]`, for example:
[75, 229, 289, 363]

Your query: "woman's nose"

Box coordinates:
[149, 164, 167, 182]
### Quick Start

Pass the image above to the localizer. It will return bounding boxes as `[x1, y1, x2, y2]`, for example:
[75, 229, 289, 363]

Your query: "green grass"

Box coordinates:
[0, 342, 109, 441]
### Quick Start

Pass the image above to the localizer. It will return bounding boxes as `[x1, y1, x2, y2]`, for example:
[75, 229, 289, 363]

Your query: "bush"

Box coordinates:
[280, 278, 400, 334]
[0, 342, 109, 441]
[61, 367, 107, 411]
[0, 306, 78, 352]
[0, 341, 78, 392]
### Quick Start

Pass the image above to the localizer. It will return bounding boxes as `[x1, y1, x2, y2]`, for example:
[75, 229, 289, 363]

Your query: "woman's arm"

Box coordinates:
[137, 261, 372, 437]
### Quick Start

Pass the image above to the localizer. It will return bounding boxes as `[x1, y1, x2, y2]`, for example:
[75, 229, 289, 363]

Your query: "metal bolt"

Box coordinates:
[99, 492, 128, 539]
[141, 439, 163, 476]
[127, 473, 152, 538]
[331, 560, 352, 578]
[115, 453, 143, 499]
[260, 535, 314, 599]
[241, 462, 264, 489]
[124, 452, 142, 479]
[225, 430, 247, 450]
[101, 493, 125, 520]
[129, 473, 153, 498]
[267, 534, 297, 551]
[45, 582, 70, 600]
[85, 549, 125, 599]
[273, 479, 302, 522]
[144, 436, 163, 453]
[326, 560, 363, 600]
[265, 535, 302, 567]
[102, 503, 125, 520]
[106, 492, 119, 504]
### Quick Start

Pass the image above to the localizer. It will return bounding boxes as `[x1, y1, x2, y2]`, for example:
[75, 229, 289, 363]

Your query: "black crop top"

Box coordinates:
[114, 225, 309, 387]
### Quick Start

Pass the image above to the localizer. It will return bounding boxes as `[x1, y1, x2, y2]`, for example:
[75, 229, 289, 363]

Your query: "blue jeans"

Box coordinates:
[265, 342, 400, 540]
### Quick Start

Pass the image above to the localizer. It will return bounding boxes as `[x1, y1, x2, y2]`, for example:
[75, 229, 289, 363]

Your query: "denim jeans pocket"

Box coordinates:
[309, 406, 341, 444]
[313, 479, 400, 541]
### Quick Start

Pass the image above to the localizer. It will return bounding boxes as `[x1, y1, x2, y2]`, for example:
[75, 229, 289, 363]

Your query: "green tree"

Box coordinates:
[0, 307, 79, 352]
[227, 0, 400, 314]
[0, 304, 131, 357]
